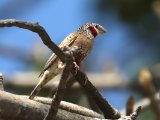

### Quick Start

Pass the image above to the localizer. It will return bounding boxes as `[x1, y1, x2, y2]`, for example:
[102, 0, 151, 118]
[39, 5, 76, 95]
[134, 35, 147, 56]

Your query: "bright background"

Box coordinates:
[0, 1, 160, 119]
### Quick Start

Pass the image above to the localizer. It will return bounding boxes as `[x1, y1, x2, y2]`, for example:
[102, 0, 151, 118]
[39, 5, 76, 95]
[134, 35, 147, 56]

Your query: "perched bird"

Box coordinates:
[29, 23, 106, 99]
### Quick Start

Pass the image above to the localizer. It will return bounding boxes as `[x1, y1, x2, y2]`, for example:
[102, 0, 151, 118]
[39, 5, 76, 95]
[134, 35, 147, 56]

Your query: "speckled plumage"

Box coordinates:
[29, 23, 106, 99]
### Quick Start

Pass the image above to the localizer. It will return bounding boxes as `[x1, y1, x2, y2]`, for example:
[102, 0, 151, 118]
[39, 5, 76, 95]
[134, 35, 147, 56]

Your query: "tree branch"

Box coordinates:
[62, 46, 122, 119]
[0, 90, 141, 120]
[74, 71, 121, 119]
[31, 96, 104, 118]
[0, 91, 104, 120]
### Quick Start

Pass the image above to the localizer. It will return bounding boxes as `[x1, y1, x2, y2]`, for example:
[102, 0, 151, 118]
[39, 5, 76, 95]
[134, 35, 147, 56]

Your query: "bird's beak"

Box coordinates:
[99, 27, 107, 34]
[102, 27, 107, 33]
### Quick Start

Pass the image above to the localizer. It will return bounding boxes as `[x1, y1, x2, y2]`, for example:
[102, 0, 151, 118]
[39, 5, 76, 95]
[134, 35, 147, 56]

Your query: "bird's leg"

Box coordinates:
[63, 45, 80, 75]
[73, 62, 79, 75]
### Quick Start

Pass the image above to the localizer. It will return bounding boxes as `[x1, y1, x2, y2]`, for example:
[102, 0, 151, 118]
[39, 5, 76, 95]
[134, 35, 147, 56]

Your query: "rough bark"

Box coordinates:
[0, 91, 103, 120]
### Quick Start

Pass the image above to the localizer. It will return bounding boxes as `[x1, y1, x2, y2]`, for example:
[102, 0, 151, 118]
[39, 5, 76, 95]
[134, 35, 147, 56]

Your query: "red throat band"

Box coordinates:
[88, 26, 98, 37]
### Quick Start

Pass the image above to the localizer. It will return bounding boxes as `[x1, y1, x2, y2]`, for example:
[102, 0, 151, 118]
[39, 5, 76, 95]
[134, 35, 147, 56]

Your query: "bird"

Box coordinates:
[29, 23, 106, 100]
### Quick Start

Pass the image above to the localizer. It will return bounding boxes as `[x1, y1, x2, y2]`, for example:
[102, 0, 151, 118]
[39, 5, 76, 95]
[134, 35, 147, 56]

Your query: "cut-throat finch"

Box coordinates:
[29, 23, 107, 99]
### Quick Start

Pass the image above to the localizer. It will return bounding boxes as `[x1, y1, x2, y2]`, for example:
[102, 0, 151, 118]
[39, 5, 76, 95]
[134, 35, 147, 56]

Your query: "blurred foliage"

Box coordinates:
[138, 108, 156, 120]
[117, 0, 153, 23]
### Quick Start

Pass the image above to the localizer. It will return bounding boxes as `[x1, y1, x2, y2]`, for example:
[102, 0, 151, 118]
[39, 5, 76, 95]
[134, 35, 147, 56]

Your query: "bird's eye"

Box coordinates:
[95, 25, 99, 28]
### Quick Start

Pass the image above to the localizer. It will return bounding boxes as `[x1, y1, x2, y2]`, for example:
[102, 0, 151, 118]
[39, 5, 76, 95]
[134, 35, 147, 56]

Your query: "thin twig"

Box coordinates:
[0, 19, 65, 62]
[75, 71, 121, 119]
[0, 72, 4, 91]
[126, 96, 134, 116]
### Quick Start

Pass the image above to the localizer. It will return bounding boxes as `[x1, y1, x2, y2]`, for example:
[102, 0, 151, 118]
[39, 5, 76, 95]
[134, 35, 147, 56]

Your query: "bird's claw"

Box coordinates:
[73, 62, 79, 75]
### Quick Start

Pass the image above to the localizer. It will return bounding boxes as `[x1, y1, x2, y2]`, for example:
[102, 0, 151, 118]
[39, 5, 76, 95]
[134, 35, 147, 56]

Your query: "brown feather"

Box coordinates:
[38, 32, 78, 77]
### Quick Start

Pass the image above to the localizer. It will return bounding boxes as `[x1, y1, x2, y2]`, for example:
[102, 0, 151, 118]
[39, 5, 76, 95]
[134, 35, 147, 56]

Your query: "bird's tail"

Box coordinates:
[29, 71, 56, 100]
[29, 82, 42, 100]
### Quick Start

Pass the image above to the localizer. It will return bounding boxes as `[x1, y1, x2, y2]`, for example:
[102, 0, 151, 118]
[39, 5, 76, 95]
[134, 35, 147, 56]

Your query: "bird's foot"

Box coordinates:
[73, 62, 79, 75]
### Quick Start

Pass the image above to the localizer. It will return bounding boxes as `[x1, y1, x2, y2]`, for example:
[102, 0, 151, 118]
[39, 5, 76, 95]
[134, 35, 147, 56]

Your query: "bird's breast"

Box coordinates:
[72, 36, 94, 63]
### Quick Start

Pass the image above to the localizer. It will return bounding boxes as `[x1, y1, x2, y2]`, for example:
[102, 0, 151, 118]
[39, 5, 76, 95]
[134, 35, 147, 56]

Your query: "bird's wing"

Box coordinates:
[38, 32, 78, 77]
[59, 32, 78, 48]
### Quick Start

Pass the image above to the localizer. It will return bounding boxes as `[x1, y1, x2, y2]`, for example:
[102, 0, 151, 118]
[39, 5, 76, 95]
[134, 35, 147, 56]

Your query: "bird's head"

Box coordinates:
[79, 23, 107, 37]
